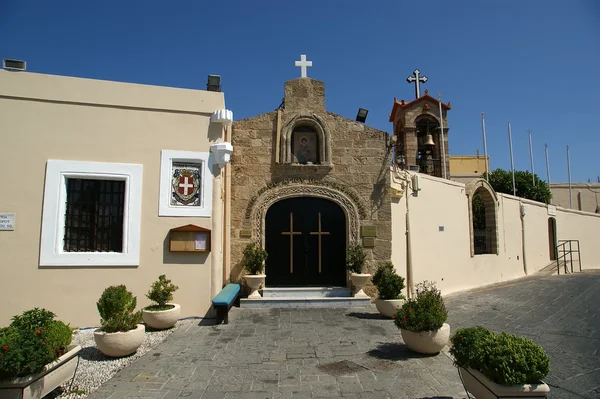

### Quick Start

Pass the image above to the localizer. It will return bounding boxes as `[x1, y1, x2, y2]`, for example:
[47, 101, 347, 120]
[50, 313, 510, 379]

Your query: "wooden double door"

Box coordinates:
[265, 197, 346, 287]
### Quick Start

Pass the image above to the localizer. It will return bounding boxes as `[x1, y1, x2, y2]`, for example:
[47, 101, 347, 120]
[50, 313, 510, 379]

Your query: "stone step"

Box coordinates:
[240, 296, 371, 309]
[262, 287, 351, 298]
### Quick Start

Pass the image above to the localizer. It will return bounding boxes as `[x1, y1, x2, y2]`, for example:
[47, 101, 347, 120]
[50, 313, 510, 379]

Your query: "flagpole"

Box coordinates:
[438, 93, 447, 179]
[545, 143, 552, 204]
[567, 145, 572, 209]
[508, 122, 516, 196]
[528, 130, 535, 186]
[482, 112, 489, 180]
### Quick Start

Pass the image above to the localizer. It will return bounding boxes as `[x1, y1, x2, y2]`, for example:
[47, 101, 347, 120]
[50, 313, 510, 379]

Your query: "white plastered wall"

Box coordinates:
[391, 170, 600, 297]
[0, 70, 226, 327]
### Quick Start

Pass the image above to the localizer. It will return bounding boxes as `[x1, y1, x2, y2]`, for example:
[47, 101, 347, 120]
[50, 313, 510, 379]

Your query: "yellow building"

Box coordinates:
[449, 155, 490, 183]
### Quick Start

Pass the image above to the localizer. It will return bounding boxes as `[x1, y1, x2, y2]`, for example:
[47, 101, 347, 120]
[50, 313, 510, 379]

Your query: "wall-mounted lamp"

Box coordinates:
[210, 142, 233, 167]
[356, 108, 368, 123]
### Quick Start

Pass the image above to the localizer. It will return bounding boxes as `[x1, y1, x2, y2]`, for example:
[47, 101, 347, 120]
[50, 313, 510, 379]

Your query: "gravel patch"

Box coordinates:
[47, 319, 196, 399]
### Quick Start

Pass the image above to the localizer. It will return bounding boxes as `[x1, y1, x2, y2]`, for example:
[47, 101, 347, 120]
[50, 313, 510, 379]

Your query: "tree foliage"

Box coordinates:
[484, 169, 551, 204]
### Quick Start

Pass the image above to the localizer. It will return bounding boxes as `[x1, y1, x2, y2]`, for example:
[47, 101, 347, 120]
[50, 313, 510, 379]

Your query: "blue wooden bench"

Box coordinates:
[212, 283, 241, 324]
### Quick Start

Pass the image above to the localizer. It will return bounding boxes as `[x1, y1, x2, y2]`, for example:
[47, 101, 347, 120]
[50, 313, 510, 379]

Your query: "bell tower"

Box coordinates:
[390, 70, 451, 178]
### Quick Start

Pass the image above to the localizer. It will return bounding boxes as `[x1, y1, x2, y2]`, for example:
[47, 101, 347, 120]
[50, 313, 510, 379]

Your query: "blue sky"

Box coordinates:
[1, 1, 599, 183]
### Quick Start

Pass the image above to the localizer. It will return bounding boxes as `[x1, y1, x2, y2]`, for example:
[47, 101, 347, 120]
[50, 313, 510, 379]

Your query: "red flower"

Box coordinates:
[2, 345, 8, 351]
[35, 330, 41, 335]
[43, 340, 47, 344]
[42, 328, 46, 331]
[0, 354, 3, 359]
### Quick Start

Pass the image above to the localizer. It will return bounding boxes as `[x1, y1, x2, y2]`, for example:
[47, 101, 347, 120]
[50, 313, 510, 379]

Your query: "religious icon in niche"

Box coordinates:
[292, 127, 318, 164]
[171, 162, 202, 206]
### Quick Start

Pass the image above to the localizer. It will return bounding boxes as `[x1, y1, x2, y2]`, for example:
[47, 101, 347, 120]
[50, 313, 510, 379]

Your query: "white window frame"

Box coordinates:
[159, 150, 213, 217]
[40, 160, 143, 266]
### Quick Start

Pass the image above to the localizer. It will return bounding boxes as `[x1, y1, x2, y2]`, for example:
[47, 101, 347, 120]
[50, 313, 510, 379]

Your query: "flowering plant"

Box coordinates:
[450, 326, 550, 385]
[394, 281, 447, 332]
[0, 308, 73, 379]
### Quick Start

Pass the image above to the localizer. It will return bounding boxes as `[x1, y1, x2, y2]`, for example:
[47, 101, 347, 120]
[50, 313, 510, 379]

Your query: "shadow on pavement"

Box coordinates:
[346, 311, 388, 320]
[367, 342, 438, 361]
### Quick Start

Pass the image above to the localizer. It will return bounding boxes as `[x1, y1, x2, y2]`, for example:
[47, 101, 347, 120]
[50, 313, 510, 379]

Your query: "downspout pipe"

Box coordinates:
[520, 203, 528, 275]
[405, 176, 414, 298]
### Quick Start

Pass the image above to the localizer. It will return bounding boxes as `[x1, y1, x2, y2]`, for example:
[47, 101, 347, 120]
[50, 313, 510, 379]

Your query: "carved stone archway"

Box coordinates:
[249, 183, 361, 248]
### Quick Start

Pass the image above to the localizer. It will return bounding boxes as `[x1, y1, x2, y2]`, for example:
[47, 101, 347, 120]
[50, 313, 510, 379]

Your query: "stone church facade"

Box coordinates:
[230, 78, 392, 294]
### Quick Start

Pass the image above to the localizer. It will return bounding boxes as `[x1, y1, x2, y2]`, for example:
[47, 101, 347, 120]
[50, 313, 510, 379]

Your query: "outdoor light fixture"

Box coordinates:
[356, 108, 368, 123]
[207, 75, 221, 92]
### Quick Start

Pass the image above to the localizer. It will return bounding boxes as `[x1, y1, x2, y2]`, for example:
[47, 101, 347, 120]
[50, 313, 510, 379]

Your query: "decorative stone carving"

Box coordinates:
[248, 182, 361, 246]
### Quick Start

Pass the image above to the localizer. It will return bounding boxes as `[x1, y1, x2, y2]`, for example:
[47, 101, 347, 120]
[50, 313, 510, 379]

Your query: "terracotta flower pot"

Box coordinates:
[401, 323, 450, 354]
[142, 303, 181, 330]
[245, 274, 266, 299]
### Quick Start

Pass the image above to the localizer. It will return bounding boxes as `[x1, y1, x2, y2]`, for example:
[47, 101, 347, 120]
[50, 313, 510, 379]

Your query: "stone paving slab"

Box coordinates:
[88, 307, 466, 399]
[445, 270, 600, 399]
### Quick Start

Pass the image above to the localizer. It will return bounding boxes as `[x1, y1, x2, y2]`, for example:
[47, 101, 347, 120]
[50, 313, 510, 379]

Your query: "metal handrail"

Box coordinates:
[556, 240, 582, 275]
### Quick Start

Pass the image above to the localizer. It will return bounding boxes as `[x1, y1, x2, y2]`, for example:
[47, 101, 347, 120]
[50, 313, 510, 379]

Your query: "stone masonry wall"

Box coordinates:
[230, 78, 392, 297]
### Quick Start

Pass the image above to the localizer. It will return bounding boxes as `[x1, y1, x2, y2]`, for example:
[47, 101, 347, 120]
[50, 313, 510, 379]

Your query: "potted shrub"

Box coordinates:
[346, 243, 371, 298]
[242, 242, 268, 299]
[450, 326, 550, 398]
[372, 261, 406, 318]
[142, 275, 180, 330]
[394, 281, 450, 354]
[94, 285, 145, 357]
[0, 308, 81, 399]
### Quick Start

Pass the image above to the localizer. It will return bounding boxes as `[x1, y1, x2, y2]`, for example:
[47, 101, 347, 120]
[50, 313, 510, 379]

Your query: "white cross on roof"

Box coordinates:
[295, 54, 312, 78]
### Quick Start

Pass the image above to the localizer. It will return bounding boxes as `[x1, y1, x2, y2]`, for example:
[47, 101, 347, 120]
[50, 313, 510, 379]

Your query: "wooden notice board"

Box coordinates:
[169, 224, 211, 253]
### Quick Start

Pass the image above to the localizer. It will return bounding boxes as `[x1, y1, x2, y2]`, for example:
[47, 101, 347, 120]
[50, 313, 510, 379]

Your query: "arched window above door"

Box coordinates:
[280, 115, 331, 165]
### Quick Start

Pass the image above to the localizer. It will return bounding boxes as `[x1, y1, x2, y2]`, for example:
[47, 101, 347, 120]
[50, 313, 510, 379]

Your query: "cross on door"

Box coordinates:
[406, 69, 428, 99]
[310, 213, 330, 274]
[281, 212, 302, 273]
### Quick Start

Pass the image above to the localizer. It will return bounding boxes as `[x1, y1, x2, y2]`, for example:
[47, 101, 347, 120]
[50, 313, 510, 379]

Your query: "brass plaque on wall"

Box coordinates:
[361, 226, 377, 237]
[239, 229, 252, 238]
[363, 237, 375, 248]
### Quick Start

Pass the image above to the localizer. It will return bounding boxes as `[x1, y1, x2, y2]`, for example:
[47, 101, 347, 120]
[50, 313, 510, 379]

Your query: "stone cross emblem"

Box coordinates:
[406, 69, 428, 99]
[295, 54, 313, 78]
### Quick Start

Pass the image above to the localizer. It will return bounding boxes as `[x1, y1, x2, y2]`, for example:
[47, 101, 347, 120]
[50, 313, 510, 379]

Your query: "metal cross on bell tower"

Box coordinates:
[406, 69, 428, 99]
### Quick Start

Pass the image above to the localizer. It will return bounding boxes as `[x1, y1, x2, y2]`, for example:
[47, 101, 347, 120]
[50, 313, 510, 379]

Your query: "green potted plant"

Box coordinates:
[450, 326, 550, 398]
[372, 261, 406, 318]
[242, 242, 268, 299]
[93, 285, 144, 357]
[0, 308, 81, 399]
[142, 275, 180, 330]
[346, 243, 370, 298]
[394, 281, 450, 354]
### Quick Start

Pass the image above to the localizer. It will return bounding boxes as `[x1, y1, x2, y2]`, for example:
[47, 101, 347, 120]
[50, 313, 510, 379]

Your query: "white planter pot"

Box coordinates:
[245, 274, 266, 299]
[94, 324, 145, 358]
[142, 303, 181, 330]
[375, 298, 405, 318]
[401, 322, 450, 354]
[458, 366, 550, 398]
[349, 273, 371, 298]
[0, 344, 81, 399]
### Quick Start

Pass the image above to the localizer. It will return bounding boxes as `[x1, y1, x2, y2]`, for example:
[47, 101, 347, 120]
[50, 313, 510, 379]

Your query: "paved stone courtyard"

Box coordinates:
[88, 307, 465, 399]
[87, 270, 600, 399]
[445, 270, 600, 399]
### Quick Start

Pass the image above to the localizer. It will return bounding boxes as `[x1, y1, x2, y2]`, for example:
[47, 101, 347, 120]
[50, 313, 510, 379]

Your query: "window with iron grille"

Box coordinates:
[63, 178, 125, 252]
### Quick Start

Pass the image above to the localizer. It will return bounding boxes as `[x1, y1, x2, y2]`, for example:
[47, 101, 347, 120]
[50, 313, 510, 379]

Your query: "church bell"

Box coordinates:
[423, 134, 435, 146]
